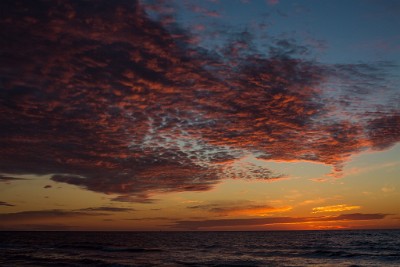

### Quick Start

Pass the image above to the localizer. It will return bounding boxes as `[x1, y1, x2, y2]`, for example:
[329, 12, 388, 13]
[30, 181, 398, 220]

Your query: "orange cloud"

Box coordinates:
[312, 204, 361, 213]
[298, 198, 326, 206]
[171, 213, 389, 229]
[226, 206, 292, 216]
[188, 202, 292, 216]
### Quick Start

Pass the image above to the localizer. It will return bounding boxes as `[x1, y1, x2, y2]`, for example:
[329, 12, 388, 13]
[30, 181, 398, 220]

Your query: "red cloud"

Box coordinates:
[0, 0, 399, 201]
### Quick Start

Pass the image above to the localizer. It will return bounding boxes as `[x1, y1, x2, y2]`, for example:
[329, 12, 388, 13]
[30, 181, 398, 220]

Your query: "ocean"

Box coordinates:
[1, 230, 399, 266]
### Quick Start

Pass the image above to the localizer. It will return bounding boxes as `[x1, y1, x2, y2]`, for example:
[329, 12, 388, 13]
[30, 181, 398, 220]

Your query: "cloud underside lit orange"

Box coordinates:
[0, 209, 391, 231]
[0, 0, 399, 202]
[171, 213, 390, 230]
[187, 202, 292, 216]
[312, 204, 361, 213]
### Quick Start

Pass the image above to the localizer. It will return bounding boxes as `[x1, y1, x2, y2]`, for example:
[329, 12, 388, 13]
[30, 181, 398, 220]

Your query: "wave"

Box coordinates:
[2, 230, 400, 266]
[102, 247, 163, 253]
[175, 260, 263, 267]
[306, 249, 400, 259]
[56, 243, 162, 253]
[2, 253, 115, 266]
[309, 249, 360, 258]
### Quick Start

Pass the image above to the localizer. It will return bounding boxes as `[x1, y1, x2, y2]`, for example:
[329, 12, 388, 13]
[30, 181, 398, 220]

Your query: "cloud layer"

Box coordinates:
[0, 201, 14, 207]
[312, 204, 361, 214]
[0, 0, 399, 201]
[0, 206, 133, 223]
[187, 201, 292, 216]
[171, 213, 389, 229]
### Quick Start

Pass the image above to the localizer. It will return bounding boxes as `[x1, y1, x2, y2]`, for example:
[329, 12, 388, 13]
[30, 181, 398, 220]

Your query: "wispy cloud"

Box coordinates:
[171, 213, 389, 229]
[110, 194, 158, 204]
[0, 175, 28, 182]
[381, 186, 396, 193]
[0, 223, 76, 231]
[0, 209, 104, 222]
[0, 201, 14, 207]
[345, 160, 400, 176]
[0, 0, 399, 202]
[298, 198, 326, 206]
[125, 217, 176, 221]
[312, 204, 361, 214]
[0, 206, 135, 224]
[78, 206, 135, 212]
[188, 201, 291, 216]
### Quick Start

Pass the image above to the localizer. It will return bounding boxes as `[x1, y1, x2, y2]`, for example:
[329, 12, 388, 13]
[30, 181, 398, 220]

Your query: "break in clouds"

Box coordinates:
[0, 0, 399, 202]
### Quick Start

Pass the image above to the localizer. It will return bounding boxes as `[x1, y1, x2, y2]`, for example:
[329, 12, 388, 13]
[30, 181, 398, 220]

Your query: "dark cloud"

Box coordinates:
[367, 114, 400, 150]
[125, 217, 176, 221]
[0, 201, 14, 207]
[171, 213, 390, 229]
[0, 175, 28, 182]
[109, 193, 159, 204]
[0, 209, 105, 222]
[0, 223, 76, 231]
[0, 207, 134, 225]
[0, 0, 399, 201]
[79, 206, 134, 212]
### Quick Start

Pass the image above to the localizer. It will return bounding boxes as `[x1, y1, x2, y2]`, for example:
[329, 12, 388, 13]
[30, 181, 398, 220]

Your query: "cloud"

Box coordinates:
[0, 175, 28, 182]
[328, 213, 389, 221]
[0, 209, 105, 222]
[0, 206, 134, 225]
[0, 201, 14, 207]
[312, 204, 361, 214]
[43, 185, 52, 189]
[0, 223, 76, 231]
[298, 198, 326, 206]
[367, 114, 400, 150]
[381, 186, 395, 193]
[185, 2, 221, 18]
[110, 194, 159, 204]
[125, 217, 176, 221]
[188, 201, 291, 216]
[171, 213, 389, 229]
[346, 161, 400, 176]
[0, 0, 399, 201]
[79, 206, 134, 212]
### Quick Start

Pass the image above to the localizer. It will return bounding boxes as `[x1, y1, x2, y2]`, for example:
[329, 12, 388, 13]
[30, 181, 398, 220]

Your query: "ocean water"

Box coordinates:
[1, 230, 400, 266]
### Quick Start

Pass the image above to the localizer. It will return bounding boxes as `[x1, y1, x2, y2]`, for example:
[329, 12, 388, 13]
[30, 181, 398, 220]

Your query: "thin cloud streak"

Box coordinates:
[0, 206, 134, 223]
[171, 213, 390, 229]
[0, 224, 76, 231]
[0, 175, 28, 182]
[312, 204, 361, 214]
[187, 201, 292, 216]
[78, 206, 135, 212]
[0, 201, 14, 207]
[0, 209, 105, 222]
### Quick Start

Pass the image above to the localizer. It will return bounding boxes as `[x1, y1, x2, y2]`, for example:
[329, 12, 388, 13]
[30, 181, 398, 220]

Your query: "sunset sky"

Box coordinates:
[1, 0, 399, 231]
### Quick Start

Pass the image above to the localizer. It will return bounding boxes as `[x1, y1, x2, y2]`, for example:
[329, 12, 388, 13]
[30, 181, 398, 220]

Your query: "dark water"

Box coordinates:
[1, 230, 400, 266]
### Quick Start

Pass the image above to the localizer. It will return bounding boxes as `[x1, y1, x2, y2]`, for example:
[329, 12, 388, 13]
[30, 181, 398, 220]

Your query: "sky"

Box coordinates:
[0, 0, 399, 231]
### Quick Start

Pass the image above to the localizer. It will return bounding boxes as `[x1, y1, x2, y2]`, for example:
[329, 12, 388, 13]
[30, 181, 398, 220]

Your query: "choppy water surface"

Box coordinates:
[1, 230, 400, 266]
